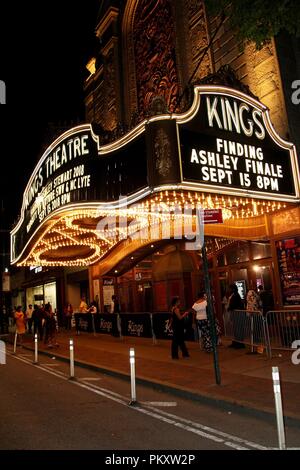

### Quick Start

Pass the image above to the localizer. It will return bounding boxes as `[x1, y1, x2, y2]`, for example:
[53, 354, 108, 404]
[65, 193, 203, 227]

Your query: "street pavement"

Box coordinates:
[5, 329, 300, 424]
[1, 348, 300, 450]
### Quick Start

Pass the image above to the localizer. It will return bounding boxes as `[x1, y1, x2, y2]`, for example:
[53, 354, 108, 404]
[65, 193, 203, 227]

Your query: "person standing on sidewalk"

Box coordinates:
[64, 303, 73, 330]
[192, 291, 216, 353]
[76, 297, 88, 335]
[110, 295, 120, 314]
[227, 283, 245, 349]
[246, 289, 261, 312]
[79, 297, 88, 313]
[170, 297, 190, 359]
[26, 304, 33, 334]
[14, 306, 26, 347]
[257, 285, 274, 316]
[246, 288, 264, 353]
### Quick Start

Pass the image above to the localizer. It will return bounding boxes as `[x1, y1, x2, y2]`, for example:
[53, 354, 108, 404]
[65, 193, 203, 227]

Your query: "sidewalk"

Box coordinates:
[12, 330, 300, 423]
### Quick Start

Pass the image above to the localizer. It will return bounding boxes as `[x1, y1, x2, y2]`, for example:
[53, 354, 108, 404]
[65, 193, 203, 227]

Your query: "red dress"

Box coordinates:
[15, 312, 26, 334]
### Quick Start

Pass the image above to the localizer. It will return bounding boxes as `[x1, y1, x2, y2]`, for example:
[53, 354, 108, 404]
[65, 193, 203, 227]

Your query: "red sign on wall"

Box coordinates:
[203, 209, 223, 224]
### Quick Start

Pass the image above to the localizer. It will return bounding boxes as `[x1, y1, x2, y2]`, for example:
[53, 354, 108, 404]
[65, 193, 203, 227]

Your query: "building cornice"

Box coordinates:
[96, 6, 119, 38]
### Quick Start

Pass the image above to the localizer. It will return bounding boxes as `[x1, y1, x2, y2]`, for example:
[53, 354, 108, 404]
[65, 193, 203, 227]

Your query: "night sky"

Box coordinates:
[0, 0, 100, 228]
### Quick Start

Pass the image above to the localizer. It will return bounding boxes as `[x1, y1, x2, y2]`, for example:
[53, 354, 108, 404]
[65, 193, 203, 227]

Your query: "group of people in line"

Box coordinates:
[67, 295, 120, 335]
[170, 283, 274, 359]
[10, 284, 273, 358]
[13, 302, 58, 348]
[77, 294, 120, 315]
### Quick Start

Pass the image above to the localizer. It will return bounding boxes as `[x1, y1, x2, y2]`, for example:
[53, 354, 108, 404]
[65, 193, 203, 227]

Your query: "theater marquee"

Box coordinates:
[11, 86, 300, 266]
[177, 86, 300, 199]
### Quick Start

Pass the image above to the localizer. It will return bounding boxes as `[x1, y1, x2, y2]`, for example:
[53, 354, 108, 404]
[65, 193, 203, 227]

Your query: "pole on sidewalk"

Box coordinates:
[197, 209, 221, 385]
[13, 331, 17, 354]
[272, 366, 286, 450]
[33, 333, 38, 364]
[69, 338, 75, 380]
[129, 348, 137, 406]
[91, 314, 96, 337]
[201, 245, 221, 385]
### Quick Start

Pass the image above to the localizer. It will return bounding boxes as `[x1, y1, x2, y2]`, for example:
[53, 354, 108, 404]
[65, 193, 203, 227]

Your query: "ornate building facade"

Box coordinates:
[81, 0, 300, 313]
[11, 1, 300, 319]
[84, 0, 295, 148]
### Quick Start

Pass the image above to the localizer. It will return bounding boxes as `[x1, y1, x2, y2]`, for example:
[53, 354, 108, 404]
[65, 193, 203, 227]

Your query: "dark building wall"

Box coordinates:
[275, 33, 300, 157]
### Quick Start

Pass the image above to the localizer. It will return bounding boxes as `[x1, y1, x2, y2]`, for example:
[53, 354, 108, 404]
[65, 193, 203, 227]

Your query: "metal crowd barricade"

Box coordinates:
[223, 309, 271, 357]
[266, 310, 300, 352]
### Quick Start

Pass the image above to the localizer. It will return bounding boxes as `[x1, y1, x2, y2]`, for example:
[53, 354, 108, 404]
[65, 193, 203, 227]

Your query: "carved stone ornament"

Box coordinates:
[133, 0, 180, 117]
[148, 95, 168, 116]
[195, 64, 258, 100]
[154, 128, 172, 177]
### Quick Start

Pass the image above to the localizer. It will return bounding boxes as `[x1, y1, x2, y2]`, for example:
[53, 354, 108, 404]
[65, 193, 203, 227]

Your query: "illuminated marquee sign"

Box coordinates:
[178, 86, 300, 199]
[10, 86, 300, 267]
[11, 124, 148, 263]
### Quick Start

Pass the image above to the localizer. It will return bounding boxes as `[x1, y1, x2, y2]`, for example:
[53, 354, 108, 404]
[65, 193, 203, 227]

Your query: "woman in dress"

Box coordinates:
[14, 306, 26, 346]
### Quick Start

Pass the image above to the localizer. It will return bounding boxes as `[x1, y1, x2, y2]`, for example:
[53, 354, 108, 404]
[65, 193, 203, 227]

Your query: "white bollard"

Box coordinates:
[272, 366, 286, 450]
[13, 331, 17, 353]
[129, 348, 137, 405]
[69, 339, 75, 380]
[0, 340, 6, 364]
[33, 333, 38, 364]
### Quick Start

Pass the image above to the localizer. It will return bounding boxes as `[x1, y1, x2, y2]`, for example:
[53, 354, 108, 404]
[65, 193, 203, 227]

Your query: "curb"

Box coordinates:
[17, 342, 300, 428]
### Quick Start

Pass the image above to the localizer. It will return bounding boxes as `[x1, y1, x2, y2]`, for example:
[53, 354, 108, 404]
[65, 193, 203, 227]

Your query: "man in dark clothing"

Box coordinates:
[32, 305, 45, 341]
[227, 283, 246, 349]
[257, 285, 274, 316]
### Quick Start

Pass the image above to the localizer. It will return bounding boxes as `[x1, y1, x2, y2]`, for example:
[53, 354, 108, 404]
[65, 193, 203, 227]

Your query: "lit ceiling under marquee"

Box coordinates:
[17, 190, 288, 267]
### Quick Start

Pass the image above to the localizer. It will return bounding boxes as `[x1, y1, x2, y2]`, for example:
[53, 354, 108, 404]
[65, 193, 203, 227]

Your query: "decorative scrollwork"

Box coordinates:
[133, 0, 180, 118]
[154, 128, 172, 178]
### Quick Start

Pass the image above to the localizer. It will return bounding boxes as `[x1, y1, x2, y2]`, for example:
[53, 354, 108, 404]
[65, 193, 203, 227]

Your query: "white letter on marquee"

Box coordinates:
[207, 97, 222, 129]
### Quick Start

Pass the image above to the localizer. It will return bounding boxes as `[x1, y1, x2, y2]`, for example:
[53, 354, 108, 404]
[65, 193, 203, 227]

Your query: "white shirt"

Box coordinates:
[26, 307, 33, 319]
[192, 300, 207, 320]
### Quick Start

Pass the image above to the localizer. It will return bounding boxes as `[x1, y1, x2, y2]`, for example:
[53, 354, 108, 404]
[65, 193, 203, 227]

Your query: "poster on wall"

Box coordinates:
[103, 278, 115, 312]
[276, 237, 300, 306]
[234, 280, 247, 300]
